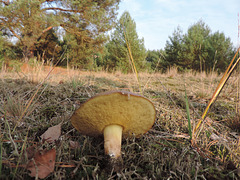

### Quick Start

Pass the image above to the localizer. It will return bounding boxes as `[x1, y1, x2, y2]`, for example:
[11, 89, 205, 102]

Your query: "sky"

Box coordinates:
[118, 0, 240, 50]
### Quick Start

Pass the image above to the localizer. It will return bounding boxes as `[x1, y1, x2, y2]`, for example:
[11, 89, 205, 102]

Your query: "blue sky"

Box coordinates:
[118, 0, 240, 50]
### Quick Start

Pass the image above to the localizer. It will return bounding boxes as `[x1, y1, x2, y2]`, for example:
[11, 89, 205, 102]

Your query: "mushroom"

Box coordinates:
[71, 91, 156, 161]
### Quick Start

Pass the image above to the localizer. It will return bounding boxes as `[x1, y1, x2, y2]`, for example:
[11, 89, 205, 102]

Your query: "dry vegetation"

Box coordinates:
[1, 62, 240, 179]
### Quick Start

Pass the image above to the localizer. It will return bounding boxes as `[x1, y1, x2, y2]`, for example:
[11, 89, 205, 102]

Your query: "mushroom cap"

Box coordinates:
[71, 91, 156, 137]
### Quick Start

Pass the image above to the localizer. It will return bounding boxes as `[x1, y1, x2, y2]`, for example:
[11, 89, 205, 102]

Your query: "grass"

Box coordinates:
[185, 87, 192, 140]
[1, 61, 240, 179]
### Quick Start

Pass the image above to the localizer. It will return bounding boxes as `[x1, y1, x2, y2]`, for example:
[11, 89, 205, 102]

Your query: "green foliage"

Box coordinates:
[0, 32, 17, 68]
[165, 26, 184, 68]
[0, 32, 5, 61]
[208, 31, 235, 72]
[56, 0, 120, 69]
[0, 0, 236, 74]
[146, 49, 168, 72]
[35, 29, 62, 64]
[105, 11, 147, 73]
[0, 0, 50, 60]
[180, 20, 211, 70]
[164, 20, 235, 72]
[0, 0, 120, 62]
[61, 33, 94, 69]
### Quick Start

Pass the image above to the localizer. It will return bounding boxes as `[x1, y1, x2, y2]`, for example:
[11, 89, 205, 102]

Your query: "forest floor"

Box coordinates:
[1, 62, 240, 179]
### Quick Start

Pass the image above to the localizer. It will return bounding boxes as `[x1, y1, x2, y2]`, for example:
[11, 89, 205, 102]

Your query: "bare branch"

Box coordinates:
[0, 0, 10, 6]
[42, 26, 53, 34]
[0, 17, 22, 40]
[8, 28, 21, 40]
[37, 26, 53, 39]
[41, 7, 84, 13]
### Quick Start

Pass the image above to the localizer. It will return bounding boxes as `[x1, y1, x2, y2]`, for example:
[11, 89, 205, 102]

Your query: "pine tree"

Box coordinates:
[105, 11, 147, 73]
[180, 20, 211, 71]
[165, 26, 184, 68]
[0, 0, 120, 63]
[164, 20, 235, 72]
[208, 31, 235, 72]
[146, 49, 167, 72]
[35, 29, 62, 64]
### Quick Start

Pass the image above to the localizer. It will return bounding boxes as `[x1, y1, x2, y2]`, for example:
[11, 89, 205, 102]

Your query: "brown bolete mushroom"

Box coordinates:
[71, 91, 156, 160]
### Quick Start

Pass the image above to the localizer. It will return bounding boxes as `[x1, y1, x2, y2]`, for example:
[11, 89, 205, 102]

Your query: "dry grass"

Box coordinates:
[1, 63, 240, 179]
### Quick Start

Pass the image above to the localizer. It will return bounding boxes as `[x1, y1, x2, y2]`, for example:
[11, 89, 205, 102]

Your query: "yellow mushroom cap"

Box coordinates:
[71, 91, 156, 137]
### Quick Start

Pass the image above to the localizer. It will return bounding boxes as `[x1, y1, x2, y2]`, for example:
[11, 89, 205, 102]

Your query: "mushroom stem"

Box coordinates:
[103, 124, 123, 158]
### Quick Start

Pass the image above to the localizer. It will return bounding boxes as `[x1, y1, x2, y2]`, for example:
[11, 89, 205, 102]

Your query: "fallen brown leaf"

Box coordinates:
[26, 148, 56, 179]
[41, 123, 61, 143]
[25, 144, 38, 160]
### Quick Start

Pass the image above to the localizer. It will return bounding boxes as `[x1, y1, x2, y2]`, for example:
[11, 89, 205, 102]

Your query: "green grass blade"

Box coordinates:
[13, 127, 29, 179]
[185, 88, 192, 140]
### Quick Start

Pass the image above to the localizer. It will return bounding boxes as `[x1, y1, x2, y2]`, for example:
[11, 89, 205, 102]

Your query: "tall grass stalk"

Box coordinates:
[193, 48, 240, 140]
[185, 88, 192, 140]
[123, 28, 142, 94]
[11, 51, 66, 133]
[11, 70, 49, 133]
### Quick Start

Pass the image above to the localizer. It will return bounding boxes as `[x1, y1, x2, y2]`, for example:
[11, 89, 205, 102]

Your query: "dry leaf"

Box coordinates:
[25, 145, 38, 160]
[41, 123, 61, 143]
[27, 148, 56, 179]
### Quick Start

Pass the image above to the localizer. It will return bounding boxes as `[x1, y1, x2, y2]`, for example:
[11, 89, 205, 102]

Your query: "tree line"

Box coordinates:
[0, 0, 236, 73]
